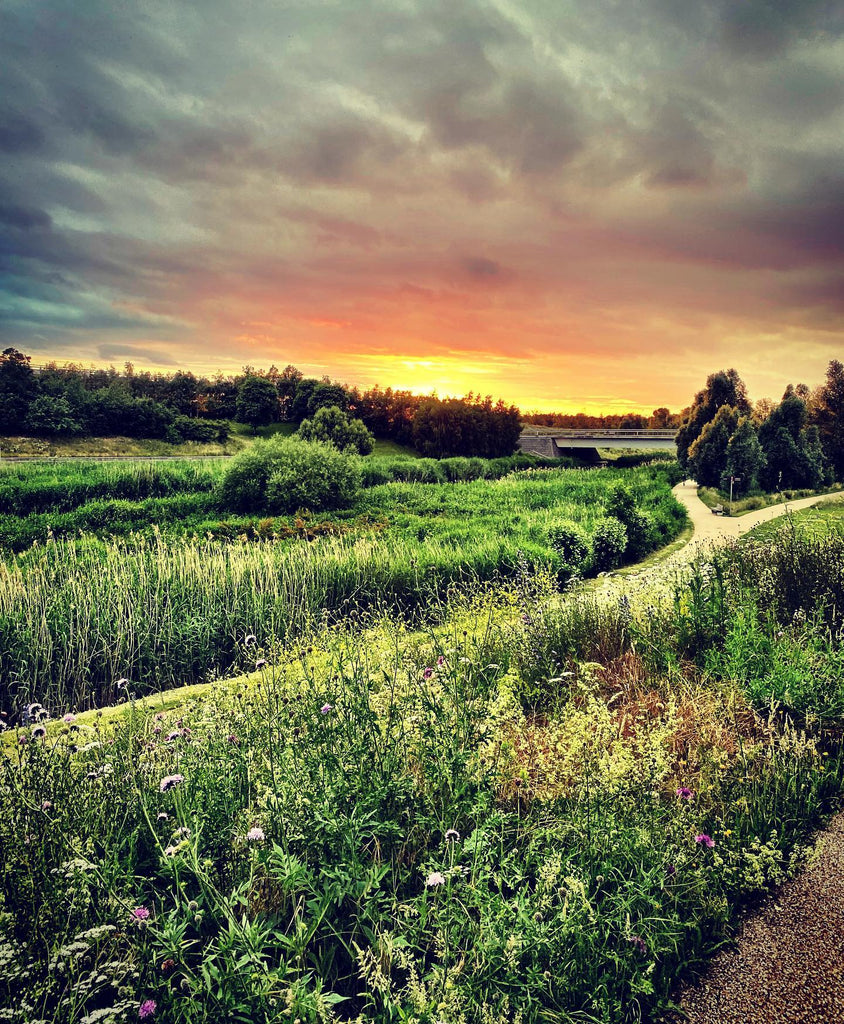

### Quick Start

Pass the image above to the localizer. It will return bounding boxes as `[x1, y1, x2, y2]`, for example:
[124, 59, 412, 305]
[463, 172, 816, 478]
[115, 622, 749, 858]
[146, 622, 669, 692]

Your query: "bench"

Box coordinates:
[711, 504, 725, 515]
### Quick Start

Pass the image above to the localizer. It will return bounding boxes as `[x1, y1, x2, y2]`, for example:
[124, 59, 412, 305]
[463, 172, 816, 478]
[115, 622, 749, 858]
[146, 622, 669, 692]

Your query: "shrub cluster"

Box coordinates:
[217, 435, 362, 514]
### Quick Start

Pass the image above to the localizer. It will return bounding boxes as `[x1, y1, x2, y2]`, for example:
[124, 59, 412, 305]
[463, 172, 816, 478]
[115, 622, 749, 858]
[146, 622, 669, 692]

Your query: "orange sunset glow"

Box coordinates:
[2, 1, 843, 410]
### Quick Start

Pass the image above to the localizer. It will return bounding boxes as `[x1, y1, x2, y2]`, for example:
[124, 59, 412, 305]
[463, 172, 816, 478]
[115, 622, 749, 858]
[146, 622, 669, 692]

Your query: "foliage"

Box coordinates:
[412, 396, 522, 458]
[591, 517, 628, 570]
[217, 436, 361, 514]
[687, 405, 739, 488]
[758, 390, 828, 490]
[265, 441, 362, 514]
[675, 369, 751, 469]
[814, 359, 844, 480]
[297, 406, 375, 455]
[604, 484, 655, 560]
[720, 416, 765, 495]
[548, 521, 590, 586]
[235, 374, 279, 430]
[24, 395, 84, 436]
[0, 348, 38, 433]
[1, 527, 843, 1023]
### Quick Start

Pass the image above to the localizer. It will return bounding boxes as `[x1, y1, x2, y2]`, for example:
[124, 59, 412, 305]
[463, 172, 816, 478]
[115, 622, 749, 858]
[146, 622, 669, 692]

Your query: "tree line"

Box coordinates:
[676, 363, 844, 493]
[0, 350, 522, 458]
[522, 408, 680, 429]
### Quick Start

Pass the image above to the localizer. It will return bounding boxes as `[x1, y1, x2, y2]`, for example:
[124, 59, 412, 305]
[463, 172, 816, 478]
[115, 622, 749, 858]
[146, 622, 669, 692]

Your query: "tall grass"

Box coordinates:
[1, 540, 842, 1024]
[0, 459, 221, 514]
[0, 468, 686, 712]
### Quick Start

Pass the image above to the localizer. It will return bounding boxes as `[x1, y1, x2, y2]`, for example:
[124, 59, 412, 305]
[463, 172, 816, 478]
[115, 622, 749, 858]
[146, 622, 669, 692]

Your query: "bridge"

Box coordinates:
[518, 429, 677, 459]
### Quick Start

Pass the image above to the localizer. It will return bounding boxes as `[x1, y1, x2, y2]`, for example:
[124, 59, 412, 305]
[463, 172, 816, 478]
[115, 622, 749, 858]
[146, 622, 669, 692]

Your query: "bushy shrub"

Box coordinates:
[548, 522, 590, 567]
[266, 441, 361, 513]
[216, 443, 277, 512]
[218, 435, 361, 513]
[549, 521, 591, 588]
[592, 517, 628, 570]
[172, 415, 230, 442]
[605, 484, 655, 560]
[297, 405, 374, 455]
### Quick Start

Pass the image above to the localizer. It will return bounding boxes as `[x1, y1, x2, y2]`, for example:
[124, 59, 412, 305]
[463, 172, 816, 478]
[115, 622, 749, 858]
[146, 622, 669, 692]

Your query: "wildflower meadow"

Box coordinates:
[1, 458, 843, 1023]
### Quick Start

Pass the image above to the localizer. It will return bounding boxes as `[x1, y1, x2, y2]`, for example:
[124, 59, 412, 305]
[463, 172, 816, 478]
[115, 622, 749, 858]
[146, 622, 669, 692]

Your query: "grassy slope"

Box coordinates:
[0, 421, 419, 460]
[742, 498, 844, 541]
[697, 483, 842, 516]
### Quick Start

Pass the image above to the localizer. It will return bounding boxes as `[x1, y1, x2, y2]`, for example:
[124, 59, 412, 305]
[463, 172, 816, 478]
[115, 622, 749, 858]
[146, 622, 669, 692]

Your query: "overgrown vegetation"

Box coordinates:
[1, 525, 842, 1024]
[0, 464, 685, 712]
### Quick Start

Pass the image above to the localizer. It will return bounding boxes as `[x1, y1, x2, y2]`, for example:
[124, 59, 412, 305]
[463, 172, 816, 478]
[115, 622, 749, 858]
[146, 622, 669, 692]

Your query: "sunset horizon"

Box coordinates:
[3, 0, 843, 413]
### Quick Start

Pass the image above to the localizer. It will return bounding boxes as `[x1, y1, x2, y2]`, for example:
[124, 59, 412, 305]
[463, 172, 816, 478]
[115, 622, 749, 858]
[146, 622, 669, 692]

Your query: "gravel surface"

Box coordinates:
[668, 811, 844, 1023]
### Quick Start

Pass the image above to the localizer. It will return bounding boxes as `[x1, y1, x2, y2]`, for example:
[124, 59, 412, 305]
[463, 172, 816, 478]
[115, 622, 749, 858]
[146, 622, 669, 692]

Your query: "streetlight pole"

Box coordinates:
[729, 475, 740, 516]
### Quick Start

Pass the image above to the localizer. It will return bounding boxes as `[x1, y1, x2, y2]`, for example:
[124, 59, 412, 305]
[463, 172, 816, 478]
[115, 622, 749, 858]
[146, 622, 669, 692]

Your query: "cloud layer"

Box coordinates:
[2, 0, 843, 409]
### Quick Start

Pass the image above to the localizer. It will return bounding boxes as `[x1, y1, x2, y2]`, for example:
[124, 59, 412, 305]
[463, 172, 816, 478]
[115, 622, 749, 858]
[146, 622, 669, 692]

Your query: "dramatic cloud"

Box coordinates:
[1, 0, 842, 410]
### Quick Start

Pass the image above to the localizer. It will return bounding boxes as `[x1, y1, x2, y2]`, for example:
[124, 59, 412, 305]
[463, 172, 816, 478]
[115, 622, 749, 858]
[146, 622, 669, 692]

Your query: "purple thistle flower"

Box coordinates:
[437, 655, 445, 666]
[246, 826, 266, 842]
[627, 934, 647, 954]
[694, 833, 715, 848]
[320, 704, 333, 714]
[676, 786, 695, 800]
[444, 828, 460, 842]
[41, 800, 52, 811]
[132, 907, 150, 921]
[255, 659, 267, 669]
[62, 713, 76, 724]
[31, 725, 46, 740]
[138, 999, 156, 1019]
[159, 774, 184, 793]
[423, 666, 434, 679]
[426, 871, 446, 887]
[244, 634, 257, 645]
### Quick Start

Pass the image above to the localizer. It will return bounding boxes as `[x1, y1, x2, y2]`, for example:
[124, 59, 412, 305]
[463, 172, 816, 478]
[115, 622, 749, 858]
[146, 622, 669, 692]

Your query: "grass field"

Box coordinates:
[2, 523, 843, 1024]
[0, 461, 685, 713]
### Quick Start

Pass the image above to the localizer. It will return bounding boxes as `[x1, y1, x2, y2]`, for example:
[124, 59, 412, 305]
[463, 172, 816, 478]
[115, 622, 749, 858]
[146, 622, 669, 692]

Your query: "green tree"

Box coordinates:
[687, 405, 739, 487]
[25, 395, 83, 436]
[758, 390, 828, 490]
[0, 348, 38, 432]
[720, 416, 764, 495]
[308, 381, 349, 415]
[297, 405, 374, 455]
[675, 369, 751, 469]
[814, 359, 844, 480]
[236, 375, 279, 431]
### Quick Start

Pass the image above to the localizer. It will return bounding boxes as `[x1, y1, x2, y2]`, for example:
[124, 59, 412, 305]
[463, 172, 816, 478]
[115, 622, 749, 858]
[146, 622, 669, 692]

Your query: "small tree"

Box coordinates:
[236, 375, 279, 432]
[297, 405, 374, 455]
[720, 416, 764, 495]
[25, 395, 83, 436]
[687, 405, 739, 487]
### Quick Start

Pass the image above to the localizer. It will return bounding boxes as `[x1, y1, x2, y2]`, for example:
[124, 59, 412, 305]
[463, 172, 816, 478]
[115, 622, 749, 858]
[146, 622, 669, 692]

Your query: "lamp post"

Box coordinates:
[729, 475, 740, 516]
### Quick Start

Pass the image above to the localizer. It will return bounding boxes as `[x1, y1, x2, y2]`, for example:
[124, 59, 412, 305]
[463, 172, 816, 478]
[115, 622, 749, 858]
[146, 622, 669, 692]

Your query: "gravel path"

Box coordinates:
[669, 812, 844, 1023]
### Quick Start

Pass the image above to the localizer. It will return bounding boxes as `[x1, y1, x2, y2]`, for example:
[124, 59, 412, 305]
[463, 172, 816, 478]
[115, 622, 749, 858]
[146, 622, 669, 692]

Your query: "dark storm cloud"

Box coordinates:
[0, 204, 52, 231]
[0, 0, 842, 392]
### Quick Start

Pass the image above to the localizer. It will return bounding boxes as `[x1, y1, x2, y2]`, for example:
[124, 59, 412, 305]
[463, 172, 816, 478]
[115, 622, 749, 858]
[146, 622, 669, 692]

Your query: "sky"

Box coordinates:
[1, 0, 843, 413]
